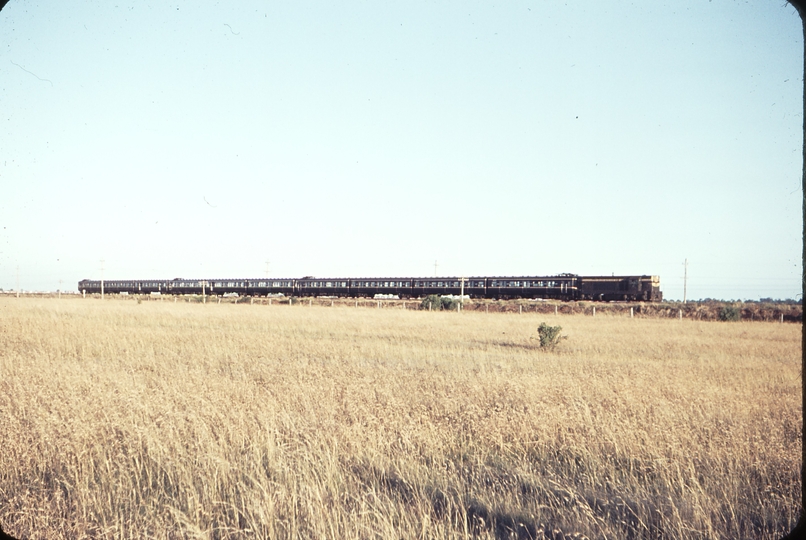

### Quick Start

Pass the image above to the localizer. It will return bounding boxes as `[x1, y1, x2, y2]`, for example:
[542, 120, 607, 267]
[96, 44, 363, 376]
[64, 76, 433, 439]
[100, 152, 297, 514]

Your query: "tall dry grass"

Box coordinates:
[0, 297, 800, 539]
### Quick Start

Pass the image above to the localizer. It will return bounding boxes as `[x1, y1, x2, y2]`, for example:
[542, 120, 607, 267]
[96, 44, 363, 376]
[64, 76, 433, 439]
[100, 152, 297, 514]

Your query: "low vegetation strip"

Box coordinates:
[0, 298, 800, 539]
[55, 292, 804, 322]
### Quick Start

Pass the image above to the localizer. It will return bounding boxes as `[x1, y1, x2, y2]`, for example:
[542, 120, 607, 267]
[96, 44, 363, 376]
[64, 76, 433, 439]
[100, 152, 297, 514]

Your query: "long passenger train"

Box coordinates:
[78, 274, 662, 302]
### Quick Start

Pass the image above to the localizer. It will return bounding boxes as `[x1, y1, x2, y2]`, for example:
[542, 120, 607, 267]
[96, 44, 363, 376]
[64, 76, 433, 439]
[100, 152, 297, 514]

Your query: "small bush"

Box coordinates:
[537, 322, 565, 350]
[718, 306, 741, 322]
[420, 295, 459, 311]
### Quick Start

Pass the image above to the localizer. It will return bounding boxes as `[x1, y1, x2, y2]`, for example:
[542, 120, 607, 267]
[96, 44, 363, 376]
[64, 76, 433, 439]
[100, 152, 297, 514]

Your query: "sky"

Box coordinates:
[0, 0, 802, 301]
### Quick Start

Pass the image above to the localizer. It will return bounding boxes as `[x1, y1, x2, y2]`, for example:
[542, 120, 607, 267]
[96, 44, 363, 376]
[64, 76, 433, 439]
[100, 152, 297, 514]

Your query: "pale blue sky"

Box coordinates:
[0, 1, 802, 300]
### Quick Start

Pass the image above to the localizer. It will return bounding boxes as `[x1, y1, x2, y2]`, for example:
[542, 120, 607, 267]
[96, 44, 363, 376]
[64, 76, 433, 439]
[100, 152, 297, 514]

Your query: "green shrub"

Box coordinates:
[420, 294, 440, 310]
[537, 322, 565, 350]
[420, 294, 459, 311]
[718, 306, 741, 322]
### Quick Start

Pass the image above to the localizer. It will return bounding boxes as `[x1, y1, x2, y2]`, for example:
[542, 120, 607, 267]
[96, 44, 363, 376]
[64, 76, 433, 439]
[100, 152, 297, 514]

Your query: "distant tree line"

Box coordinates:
[668, 298, 803, 305]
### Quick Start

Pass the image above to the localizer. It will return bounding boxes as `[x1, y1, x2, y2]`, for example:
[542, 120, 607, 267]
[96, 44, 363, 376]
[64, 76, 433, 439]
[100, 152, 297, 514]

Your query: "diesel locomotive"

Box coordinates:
[78, 274, 662, 302]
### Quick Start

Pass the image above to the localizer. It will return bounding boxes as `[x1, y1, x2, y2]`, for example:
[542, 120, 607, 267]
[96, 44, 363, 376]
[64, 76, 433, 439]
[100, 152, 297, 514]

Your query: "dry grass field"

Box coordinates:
[0, 297, 800, 539]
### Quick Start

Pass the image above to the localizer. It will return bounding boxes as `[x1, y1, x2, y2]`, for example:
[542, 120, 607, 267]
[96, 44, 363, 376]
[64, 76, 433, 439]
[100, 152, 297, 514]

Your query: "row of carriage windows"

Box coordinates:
[414, 281, 484, 288]
[349, 281, 411, 288]
[92, 279, 578, 289]
[490, 280, 568, 288]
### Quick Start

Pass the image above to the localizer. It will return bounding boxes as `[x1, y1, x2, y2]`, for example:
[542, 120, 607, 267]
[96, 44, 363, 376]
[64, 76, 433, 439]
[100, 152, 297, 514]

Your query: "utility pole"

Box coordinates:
[460, 276, 465, 309]
[100, 259, 105, 300]
[683, 258, 688, 304]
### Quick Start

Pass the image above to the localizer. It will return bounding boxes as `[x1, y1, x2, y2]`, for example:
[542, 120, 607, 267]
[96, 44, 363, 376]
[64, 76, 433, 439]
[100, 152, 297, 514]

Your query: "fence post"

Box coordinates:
[309, 298, 312, 307]
[429, 301, 432, 312]
[355, 300, 358, 308]
[269, 298, 272, 305]
[592, 306, 595, 317]
[458, 303, 461, 312]
[679, 309, 682, 320]
[331, 300, 334, 307]
[250, 297, 253, 305]
[781, 314, 784, 323]
[378, 301, 381, 309]
[519, 305, 522, 314]
[555, 305, 558, 316]
[630, 307, 633, 318]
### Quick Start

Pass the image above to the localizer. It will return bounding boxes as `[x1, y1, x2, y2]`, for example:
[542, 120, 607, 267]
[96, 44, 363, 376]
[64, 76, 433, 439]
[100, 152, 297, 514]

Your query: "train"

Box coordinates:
[78, 274, 662, 302]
